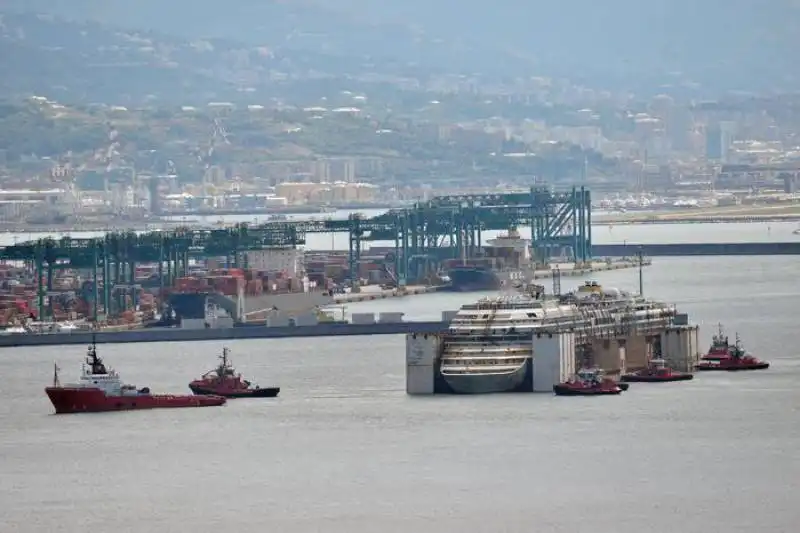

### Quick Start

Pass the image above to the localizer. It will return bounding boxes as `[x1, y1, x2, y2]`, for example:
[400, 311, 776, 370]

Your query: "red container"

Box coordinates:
[246, 279, 263, 296]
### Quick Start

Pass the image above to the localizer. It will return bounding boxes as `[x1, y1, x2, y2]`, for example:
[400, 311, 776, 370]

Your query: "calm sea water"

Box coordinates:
[1, 226, 800, 532]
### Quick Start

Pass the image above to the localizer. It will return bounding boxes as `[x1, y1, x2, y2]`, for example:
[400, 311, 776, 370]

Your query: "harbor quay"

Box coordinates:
[593, 242, 800, 257]
[0, 186, 599, 331]
[0, 291, 697, 365]
[0, 318, 452, 348]
[332, 258, 650, 304]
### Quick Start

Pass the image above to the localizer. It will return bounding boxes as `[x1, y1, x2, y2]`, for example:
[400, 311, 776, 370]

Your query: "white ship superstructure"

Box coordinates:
[439, 282, 676, 394]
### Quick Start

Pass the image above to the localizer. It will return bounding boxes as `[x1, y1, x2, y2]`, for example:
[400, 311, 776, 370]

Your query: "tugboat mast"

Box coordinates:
[85, 334, 107, 375]
[215, 347, 231, 381]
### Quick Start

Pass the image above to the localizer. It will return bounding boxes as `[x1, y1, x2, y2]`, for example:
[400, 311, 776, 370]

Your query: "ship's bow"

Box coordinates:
[45, 387, 104, 414]
[440, 363, 529, 394]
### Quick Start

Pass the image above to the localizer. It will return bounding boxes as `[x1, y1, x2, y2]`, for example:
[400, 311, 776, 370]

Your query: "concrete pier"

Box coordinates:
[594, 242, 800, 257]
[530, 333, 577, 392]
[406, 333, 441, 395]
[589, 338, 628, 376]
[620, 334, 657, 370]
[660, 325, 701, 372]
[334, 285, 441, 303]
[333, 259, 650, 305]
[0, 320, 451, 348]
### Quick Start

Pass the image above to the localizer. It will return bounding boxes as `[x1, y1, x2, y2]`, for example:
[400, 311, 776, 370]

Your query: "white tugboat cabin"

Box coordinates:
[67, 342, 148, 396]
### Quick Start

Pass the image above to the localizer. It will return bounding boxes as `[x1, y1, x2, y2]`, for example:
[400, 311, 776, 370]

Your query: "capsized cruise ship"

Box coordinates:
[438, 282, 676, 394]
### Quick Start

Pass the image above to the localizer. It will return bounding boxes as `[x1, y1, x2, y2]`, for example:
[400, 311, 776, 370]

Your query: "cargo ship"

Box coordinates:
[45, 340, 226, 414]
[445, 229, 536, 292]
[446, 264, 533, 292]
[438, 282, 676, 394]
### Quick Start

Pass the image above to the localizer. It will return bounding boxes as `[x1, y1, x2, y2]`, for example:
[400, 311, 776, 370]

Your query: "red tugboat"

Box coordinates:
[703, 324, 740, 361]
[696, 331, 769, 371]
[553, 368, 624, 396]
[189, 347, 280, 399]
[620, 358, 694, 383]
[45, 340, 226, 414]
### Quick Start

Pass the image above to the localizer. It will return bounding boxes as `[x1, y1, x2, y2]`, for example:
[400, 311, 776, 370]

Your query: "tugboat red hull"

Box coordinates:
[45, 387, 226, 414]
[553, 384, 622, 396]
[189, 384, 280, 398]
[620, 372, 694, 383]
[695, 361, 769, 371]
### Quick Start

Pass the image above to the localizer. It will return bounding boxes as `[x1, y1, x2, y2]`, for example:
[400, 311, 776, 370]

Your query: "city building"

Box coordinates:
[705, 122, 736, 162]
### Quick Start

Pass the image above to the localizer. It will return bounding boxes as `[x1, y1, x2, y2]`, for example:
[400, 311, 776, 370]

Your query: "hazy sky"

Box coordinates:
[4, 0, 798, 93]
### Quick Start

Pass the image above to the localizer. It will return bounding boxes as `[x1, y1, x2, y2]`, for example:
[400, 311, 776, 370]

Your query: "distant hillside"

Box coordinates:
[306, 0, 800, 95]
[0, 12, 433, 106]
[1, 1, 537, 79]
[6, 0, 799, 96]
[0, 9, 536, 106]
[0, 12, 239, 104]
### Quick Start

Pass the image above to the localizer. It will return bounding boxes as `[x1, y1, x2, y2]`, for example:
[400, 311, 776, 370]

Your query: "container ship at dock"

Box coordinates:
[443, 229, 538, 292]
[438, 281, 676, 394]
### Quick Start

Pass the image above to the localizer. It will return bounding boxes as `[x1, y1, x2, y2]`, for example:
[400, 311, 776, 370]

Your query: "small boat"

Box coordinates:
[553, 368, 624, 396]
[189, 347, 280, 398]
[46, 338, 226, 414]
[703, 324, 743, 361]
[696, 330, 769, 371]
[620, 358, 694, 383]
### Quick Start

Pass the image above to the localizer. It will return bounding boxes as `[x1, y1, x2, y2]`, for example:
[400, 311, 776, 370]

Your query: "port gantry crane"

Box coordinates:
[0, 186, 591, 321]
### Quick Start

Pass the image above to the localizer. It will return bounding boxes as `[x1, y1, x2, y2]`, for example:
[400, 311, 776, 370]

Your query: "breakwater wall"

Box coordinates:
[593, 242, 800, 257]
[0, 321, 450, 348]
[334, 285, 441, 303]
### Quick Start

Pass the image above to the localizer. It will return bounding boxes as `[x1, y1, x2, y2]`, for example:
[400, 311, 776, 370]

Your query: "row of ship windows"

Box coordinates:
[451, 318, 580, 325]
[444, 352, 531, 357]
[460, 303, 546, 311]
[458, 306, 667, 316]
[453, 317, 540, 322]
[449, 324, 572, 331]
[455, 313, 546, 320]
[451, 316, 617, 326]
[454, 312, 620, 319]
[444, 358, 527, 366]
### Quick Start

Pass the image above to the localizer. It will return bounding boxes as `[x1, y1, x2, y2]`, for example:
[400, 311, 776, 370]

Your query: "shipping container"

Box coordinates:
[210, 268, 245, 278]
[246, 279, 263, 296]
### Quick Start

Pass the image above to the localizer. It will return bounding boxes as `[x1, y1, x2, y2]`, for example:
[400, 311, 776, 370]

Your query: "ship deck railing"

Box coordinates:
[440, 366, 525, 374]
[445, 316, 676, 344]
